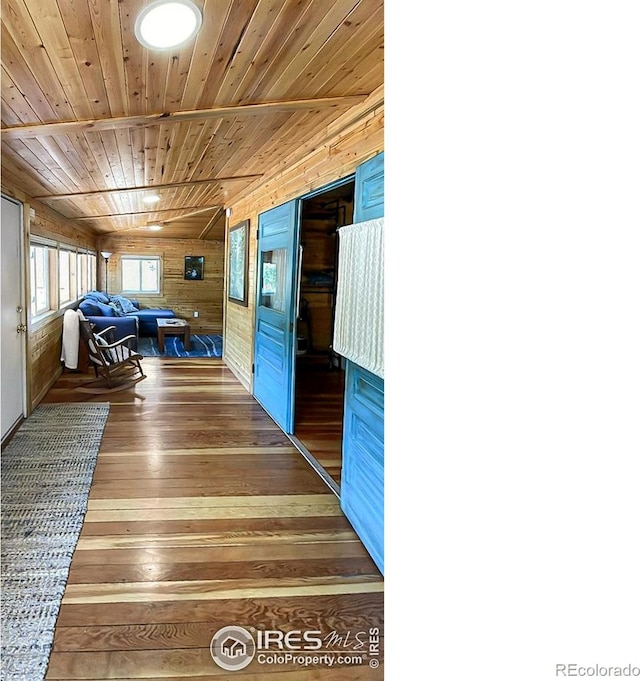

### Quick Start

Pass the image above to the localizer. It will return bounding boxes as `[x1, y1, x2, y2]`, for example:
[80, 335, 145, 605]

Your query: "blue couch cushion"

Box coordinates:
[132, 309, 175, 322]
[79, 300, 103, 316]
[129, 308, 176, 336]
[80, 299, 120, 317]
[85, 290, 110, 304]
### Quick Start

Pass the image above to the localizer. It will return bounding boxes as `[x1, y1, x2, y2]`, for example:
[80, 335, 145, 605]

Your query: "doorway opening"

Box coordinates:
[292, 179, 355, 491]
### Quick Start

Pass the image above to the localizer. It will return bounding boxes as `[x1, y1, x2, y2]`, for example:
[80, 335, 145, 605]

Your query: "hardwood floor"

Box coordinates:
[41, 358, 383, 679]
[294, 358, 345, 487]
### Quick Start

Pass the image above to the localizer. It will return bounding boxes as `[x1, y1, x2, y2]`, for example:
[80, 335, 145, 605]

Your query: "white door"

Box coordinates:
[1, 195, 26, 441]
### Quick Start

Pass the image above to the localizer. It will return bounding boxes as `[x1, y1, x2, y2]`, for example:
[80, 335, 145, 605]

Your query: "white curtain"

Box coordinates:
[333, 218, 384, 378]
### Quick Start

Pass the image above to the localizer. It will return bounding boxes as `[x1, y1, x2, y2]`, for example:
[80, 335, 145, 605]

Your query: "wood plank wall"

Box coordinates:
[97, 236, 225, 334]
[0, 181, 98, 411]
[1, 85, 382, 407]
[223, 87, 384, 389]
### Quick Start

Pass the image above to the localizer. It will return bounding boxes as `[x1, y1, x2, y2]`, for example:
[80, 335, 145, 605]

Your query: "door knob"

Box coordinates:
[16, 305, 23, 313]
[16, 324, 26, 333]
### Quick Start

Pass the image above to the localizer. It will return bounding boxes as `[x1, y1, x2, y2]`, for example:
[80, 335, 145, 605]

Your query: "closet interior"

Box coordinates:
[293, 180, 355, 489]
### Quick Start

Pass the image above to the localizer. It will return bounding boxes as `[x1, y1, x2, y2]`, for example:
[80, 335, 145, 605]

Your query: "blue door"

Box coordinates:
[341, 151, 385, 574]
[341, 362, 384, 572]
[354, 151, 384, 222]
[253, 201, 299, 433]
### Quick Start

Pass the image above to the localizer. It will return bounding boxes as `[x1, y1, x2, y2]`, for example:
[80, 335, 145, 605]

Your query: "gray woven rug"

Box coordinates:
[1, 402, 110, 681]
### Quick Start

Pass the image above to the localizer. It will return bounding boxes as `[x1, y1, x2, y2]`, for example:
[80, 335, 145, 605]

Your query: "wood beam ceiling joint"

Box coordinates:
[0, 96, 368, 140]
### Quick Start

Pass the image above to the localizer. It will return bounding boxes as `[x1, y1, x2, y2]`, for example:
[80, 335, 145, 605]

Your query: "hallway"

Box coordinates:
[41, 358, 383, 679]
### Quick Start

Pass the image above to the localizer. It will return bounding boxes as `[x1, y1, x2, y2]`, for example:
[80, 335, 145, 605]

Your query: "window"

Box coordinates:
[77, 252, 87, 297]
[77, 251, 97, 297]
[260, 249, 287, 311]
[121, 256, 161, 294]
[88, 253, 97, 292]
[29, 238, 97, 320]
[30, 243, 54, 317]
[59, 248, 77, 305]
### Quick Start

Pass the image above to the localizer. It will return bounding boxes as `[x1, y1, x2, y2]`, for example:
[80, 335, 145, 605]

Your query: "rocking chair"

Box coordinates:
[77, 320, 146, 394]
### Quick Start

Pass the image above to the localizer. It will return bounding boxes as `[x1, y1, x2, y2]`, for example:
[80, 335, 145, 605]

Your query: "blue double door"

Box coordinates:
[253, 153, 384, 574]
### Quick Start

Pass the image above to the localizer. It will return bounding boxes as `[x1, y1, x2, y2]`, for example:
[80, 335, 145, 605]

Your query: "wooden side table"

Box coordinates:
[157, 318, 191, 353]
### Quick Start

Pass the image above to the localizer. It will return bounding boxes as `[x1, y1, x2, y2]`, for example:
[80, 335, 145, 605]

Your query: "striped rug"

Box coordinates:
[1, 402, 110, 681]
[137, 333, 223, 358]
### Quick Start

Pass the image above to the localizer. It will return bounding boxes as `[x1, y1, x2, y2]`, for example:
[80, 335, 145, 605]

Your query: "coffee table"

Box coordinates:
[157, 318, 191, 353]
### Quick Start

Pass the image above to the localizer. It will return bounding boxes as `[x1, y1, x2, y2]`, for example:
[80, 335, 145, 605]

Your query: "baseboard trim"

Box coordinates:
[286, 433, 341, 500]
[31, 365, 63, 412]
[1, 416, 25, 450]
[223, 356, 251, 393]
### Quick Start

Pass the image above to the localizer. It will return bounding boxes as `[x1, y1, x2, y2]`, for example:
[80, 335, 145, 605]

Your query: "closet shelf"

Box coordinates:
[301, 286, 334, 293]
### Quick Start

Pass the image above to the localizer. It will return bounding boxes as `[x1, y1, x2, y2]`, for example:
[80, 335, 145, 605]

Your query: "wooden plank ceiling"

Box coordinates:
[0, 0, 384, 240]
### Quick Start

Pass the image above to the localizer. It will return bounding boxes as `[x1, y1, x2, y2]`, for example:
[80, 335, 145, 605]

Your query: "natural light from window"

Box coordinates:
[59, 249, 76, 305]
[29, 241, 95, 318]
[122, 256, 161, 294]
[30, 244, 50, 317]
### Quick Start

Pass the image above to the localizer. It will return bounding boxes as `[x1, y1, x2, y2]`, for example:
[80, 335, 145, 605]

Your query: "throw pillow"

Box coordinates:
[79, 300, 102, 317]
[93, 300, 119, 317]
[107, 295, 124, 313]
[121, 297, 138, 313]
[109, 294, 138, 314]
[85, 291, 110, 304]
[108, 304, 125, 317]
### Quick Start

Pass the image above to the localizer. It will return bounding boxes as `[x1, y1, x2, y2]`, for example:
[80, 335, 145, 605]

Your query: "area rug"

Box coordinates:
[137, 333, 223, 357]
[1, 402, 110, 681]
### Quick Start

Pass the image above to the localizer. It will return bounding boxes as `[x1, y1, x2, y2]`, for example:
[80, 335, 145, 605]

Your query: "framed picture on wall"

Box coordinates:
[228, 220, 249, 306]
[184, 256, 204, 280]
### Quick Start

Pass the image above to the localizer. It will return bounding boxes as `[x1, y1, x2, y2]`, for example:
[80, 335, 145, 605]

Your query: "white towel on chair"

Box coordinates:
[61, 309, 80, 369]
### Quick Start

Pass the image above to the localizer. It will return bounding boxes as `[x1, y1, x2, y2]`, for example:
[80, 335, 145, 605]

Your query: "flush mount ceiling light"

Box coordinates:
[148, 225, 163, 231]
[134, 0, 203, 51]
[142, 194, 161, 204]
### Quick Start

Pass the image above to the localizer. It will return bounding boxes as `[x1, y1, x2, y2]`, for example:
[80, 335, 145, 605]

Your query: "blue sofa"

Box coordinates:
[79, 291, 176, 338]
